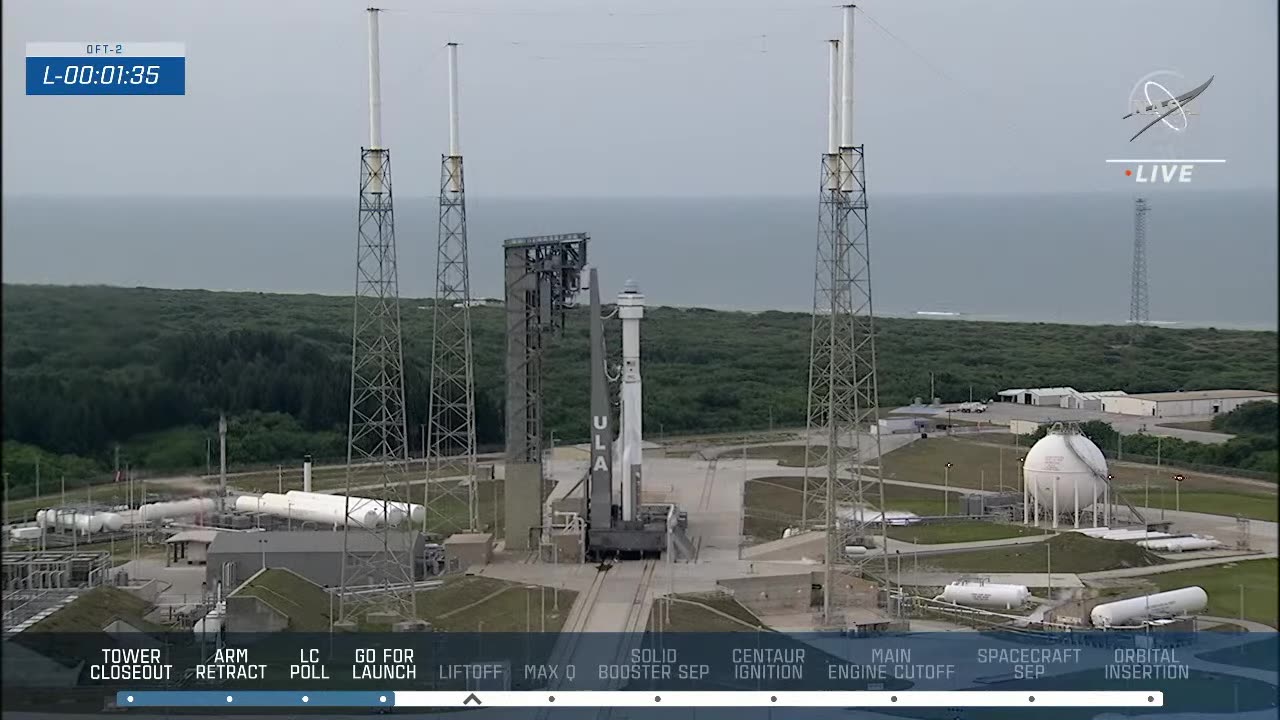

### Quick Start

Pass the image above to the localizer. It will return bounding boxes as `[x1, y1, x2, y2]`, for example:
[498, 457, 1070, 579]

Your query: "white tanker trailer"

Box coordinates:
[284, 490, 414, 526]
[1089, 586, 1208, 627]
[934, 581, 1031, 610]
[234, 494, 384, 529]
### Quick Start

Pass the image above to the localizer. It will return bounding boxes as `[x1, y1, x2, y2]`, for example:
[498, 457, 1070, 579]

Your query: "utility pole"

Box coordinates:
[218, 414, 228, 515]
[943, 462, 952, 516]
[277, 466, 283, 495]
[1046, 541, 1052, 600]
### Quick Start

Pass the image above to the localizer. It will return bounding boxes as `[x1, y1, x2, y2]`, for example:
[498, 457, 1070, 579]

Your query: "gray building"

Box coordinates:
[206, 530, 425, 594]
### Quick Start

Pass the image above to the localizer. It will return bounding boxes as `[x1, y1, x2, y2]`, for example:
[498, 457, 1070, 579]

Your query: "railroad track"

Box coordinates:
[597, 559, 658, 720]
[697, 456, 719, 512]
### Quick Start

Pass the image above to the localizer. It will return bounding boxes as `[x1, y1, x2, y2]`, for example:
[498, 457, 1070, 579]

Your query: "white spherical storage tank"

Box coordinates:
[1023, 428, 1108, 514]
[936, 581, 1031, 609]
[1090, 586, 1208, 627]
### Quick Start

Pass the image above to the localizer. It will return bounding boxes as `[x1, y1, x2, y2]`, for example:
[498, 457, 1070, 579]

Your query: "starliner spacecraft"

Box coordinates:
[584, 266, 683, 559]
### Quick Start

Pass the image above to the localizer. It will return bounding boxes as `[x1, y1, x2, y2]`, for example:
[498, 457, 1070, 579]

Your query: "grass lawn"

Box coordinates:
[884, 520, 1049, 544]
[27, 586, 164, 633]
[742, 475, 954, 544]
[925, 532, 1164, 573]
[647, 593, 762, 632]
[231, 568, 334, 631]
[878, 437, 1278, 521]
[1150, 558, 1277, 628]
[71, 539, 167, 565]
[228, 460, 467, 494]
[416, 575, 575, 632]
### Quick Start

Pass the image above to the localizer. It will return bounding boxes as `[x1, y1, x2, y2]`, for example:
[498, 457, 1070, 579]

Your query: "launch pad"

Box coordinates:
[502, 234, 684, 562]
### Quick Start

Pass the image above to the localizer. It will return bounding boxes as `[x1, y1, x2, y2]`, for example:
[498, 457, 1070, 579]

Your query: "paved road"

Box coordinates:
[1198, 614, 1277, 632]
[972, 402, 1239, 444]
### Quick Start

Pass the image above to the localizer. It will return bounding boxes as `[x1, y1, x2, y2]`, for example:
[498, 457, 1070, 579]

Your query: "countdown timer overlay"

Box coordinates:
[26, 42, 185, 95]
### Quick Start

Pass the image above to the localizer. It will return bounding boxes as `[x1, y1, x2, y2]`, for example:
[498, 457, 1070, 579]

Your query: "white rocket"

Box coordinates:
[617, 279, 645, 522]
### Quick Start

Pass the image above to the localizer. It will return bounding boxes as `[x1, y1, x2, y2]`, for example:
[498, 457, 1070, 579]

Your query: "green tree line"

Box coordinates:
[3, 284, 1276, 497]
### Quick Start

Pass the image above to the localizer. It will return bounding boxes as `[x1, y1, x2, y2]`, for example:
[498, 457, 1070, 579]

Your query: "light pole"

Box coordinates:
[943, 463, 953, 516]
[1173, 474, 1184, 512]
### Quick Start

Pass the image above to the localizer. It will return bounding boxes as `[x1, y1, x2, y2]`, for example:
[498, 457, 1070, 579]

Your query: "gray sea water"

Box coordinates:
[2, 191, 1276, 330]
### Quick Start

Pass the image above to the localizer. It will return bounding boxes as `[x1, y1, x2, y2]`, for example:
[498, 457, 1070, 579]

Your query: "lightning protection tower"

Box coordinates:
[339, 7, 419, 628]
[425, 42, 479, 535]
[802, 6, 890, 627]
[1129, 197, 1149, 340]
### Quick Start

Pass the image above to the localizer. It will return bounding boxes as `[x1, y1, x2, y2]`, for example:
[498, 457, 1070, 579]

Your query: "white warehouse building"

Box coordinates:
[1100, 390, 1277, 418]
[996, 387, 1078, 407]
[1060, 390, 1127, 411]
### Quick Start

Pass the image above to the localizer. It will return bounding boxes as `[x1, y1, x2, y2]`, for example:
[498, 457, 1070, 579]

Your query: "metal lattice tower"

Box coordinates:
[1129, 197, 1149, 332]
[425, 43, 479, 535]
[339, 8, 418, 626]
[802, 9, 891, 627]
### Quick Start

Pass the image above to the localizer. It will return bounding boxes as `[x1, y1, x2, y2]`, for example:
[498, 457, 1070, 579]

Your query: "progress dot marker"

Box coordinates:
[302, 696, 309, 704]
[126, 697, 134, 703]
[226, 696, 233, 703]
[1125, 169, 1132, 176]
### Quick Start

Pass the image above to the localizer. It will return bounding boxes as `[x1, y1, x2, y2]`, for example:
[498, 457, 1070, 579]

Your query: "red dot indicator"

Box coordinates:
[1125, 169, 1132, 176]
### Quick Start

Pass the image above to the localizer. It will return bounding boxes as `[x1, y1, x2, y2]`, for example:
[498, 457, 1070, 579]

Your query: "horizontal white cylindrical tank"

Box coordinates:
[98, 512, 125, 532]
[1137, 537, 1221, 552]
[10, 526, 43, 540]
[936, 581, 1031, 609]
[843, 545, 869, 556]
[138, 498, 216, 522]
[35, 510, 104, 534]
[836, 507, 921, 527]
[235, 494, 381, 528]
[1024, 429, 1108, 511]
[1090, 586, 1208, 627]
[284, 491, 412, 526]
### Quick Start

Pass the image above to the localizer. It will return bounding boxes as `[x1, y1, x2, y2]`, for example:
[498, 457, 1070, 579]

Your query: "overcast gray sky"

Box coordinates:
[3, 0, 1276, 197]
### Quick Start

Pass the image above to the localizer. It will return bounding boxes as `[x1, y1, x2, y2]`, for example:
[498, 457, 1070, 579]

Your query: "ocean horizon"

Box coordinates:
[3, 191, 1276, 331]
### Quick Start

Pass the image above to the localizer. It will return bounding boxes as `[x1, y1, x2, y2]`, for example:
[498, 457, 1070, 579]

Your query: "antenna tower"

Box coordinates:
[425, 42, 479, 535]
[1129, 197, 1149, 338]
[339, 7, 418, 626]
[802, 5, 891, 627]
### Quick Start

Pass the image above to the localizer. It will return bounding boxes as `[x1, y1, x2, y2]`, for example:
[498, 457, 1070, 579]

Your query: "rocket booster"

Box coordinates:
[587, 267, 613, 530]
